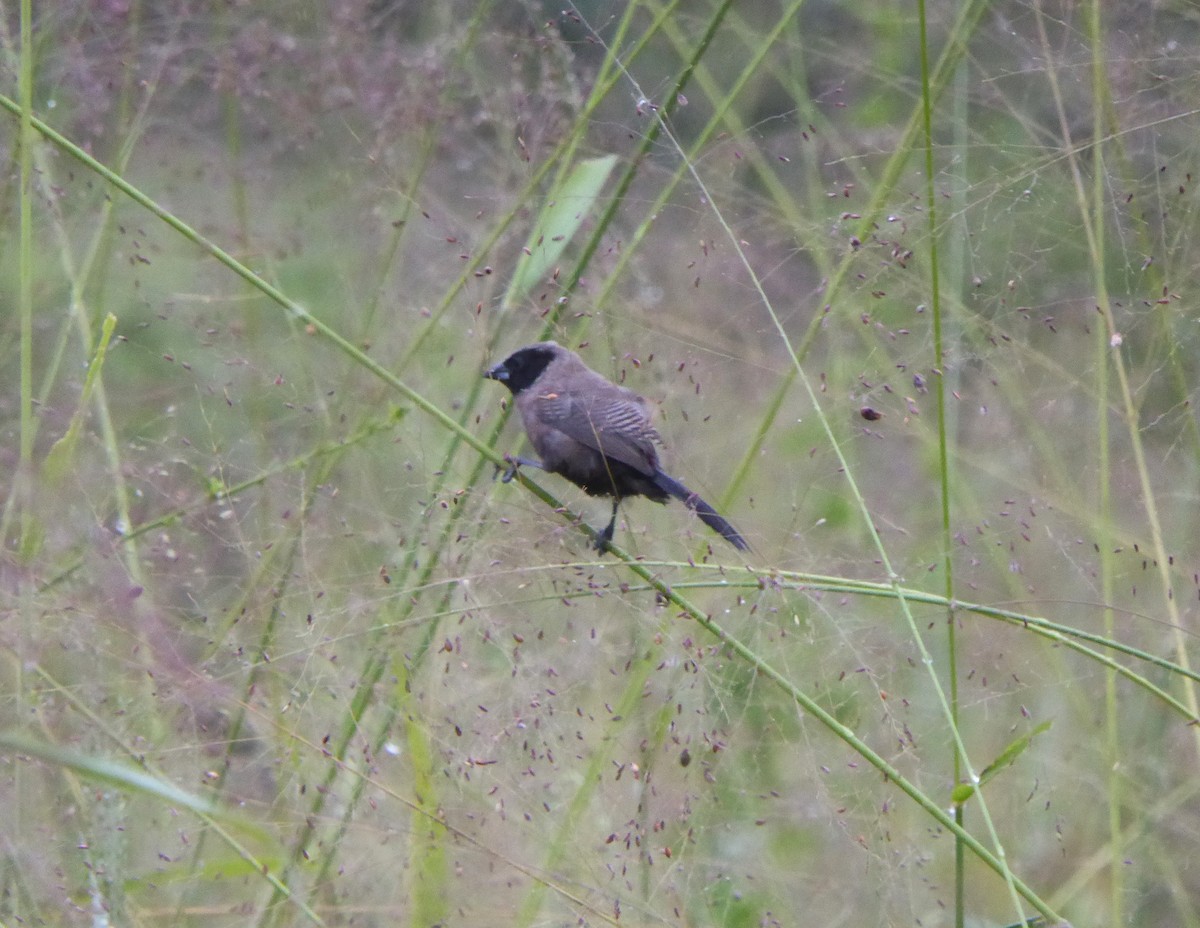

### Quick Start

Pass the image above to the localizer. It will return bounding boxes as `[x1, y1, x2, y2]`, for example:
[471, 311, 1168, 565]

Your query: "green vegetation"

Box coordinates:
[2, 2, 1199, 925]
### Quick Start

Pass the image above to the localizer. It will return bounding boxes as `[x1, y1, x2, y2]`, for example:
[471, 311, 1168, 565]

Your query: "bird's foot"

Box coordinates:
[495, 454, 544, 483]
[593, 519, 616, 553]
[495, 453, 524, 483]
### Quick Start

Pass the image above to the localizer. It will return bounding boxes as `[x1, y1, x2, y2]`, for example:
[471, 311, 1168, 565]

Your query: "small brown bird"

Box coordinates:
[485, 341, 749, 551]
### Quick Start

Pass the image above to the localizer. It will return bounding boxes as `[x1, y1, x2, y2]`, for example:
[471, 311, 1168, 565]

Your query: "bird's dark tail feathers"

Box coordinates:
[653, 472, 750, 552]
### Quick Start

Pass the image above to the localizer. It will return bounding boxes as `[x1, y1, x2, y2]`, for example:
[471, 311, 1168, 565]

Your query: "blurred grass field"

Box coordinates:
[3, 2, 1200, 926]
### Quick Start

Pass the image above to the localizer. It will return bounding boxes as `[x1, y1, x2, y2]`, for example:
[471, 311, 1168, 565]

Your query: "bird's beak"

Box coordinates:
[484, 361, 509, 382]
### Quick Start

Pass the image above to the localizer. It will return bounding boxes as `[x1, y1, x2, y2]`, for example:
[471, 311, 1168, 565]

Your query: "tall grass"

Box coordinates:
[2, 2, 1199, 925]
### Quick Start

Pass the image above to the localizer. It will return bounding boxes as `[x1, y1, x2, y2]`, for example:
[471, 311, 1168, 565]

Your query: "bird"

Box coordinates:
[484, 341, 749, 552]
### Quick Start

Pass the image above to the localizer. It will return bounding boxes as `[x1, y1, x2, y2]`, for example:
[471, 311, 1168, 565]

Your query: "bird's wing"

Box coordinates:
[534, 388, 661, 475]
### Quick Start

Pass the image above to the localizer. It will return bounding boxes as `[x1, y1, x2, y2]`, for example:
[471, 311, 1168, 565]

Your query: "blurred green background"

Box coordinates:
[3, 1, 1199, 925]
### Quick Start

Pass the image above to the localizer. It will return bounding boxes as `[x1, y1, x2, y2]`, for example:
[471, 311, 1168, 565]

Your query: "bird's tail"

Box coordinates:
[653, 472, 750, 552]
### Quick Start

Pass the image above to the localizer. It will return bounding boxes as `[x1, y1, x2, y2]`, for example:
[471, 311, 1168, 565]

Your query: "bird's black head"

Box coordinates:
[484, 343, 560, 395]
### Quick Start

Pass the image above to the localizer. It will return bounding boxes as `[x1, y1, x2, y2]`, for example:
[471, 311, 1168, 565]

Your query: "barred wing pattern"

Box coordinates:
[535, 389, 661, 475]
